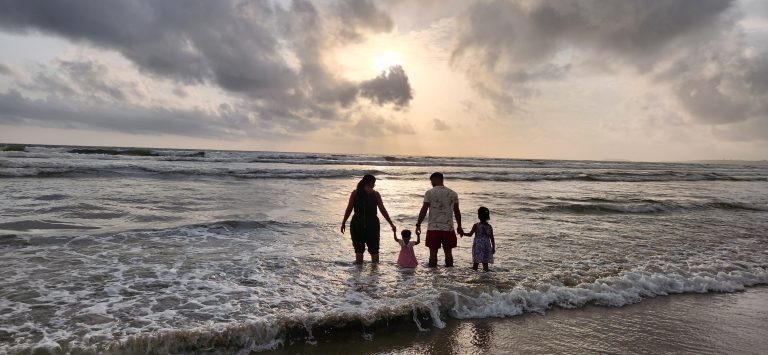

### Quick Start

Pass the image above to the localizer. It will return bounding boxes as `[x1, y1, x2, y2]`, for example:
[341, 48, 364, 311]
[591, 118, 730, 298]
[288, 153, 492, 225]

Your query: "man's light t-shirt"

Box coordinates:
[424, 186, 458, 231]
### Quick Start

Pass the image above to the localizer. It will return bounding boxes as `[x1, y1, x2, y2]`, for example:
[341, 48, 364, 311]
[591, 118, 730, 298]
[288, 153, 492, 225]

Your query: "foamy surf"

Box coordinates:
[5, 266, 765, 354]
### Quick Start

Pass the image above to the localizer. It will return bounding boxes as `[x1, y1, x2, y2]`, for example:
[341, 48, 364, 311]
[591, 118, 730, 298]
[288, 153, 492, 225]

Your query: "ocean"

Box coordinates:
[1, 145, 767, 354]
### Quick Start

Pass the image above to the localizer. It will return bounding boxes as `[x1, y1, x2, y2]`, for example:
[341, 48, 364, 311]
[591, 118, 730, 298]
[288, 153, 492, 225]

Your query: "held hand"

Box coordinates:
[456, 227, 464, 236]
[391, 223, 397, 233]
[415, 224, 421, 236]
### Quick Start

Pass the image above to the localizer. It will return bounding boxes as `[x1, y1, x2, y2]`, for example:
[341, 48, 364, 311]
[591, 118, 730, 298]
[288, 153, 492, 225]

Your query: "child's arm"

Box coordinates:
[490, 227, 495, 254]
[463, 224, 477, 237]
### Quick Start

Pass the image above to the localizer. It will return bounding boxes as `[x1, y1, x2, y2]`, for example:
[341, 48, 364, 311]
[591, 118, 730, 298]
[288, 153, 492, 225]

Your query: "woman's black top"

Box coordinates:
[350, 191, 379, 234]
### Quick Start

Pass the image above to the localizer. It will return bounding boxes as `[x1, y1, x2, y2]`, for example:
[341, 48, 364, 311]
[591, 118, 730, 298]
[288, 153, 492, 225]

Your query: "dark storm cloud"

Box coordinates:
[360, 65, 413, 107]
[454, 0, 733, 78]
[453, 0, 732, 99]
[0, 1, 289, 88]
[337, 0, 394, 40]
[452, 0, 768, 138]
[0, 0, 414, 136]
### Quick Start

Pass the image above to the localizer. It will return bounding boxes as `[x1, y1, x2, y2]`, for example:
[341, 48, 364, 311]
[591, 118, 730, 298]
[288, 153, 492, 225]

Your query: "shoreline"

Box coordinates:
[267, 286, 768, 354]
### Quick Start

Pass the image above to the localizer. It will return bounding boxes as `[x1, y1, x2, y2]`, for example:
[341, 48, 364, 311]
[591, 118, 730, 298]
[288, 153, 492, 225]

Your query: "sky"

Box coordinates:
[0, 0, 767, 161]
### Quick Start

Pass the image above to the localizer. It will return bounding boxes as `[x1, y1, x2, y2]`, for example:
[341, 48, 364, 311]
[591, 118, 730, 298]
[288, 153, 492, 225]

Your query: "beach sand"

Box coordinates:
[268, 287, 768, 354]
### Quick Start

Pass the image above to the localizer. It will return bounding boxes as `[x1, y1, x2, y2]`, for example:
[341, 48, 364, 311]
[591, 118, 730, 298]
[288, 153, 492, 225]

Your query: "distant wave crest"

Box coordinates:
[2, 166, 766, 182]
[525, 200, 768, 214]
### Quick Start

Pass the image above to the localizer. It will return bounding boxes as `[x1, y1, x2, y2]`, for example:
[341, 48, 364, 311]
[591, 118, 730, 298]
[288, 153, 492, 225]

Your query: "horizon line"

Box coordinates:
[2, 141, 766, 164]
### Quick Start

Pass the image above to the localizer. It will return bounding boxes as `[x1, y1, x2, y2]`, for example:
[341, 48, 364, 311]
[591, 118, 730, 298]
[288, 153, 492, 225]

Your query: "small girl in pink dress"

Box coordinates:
[395, 229, 420, 268]
[461, 207, 495, 272]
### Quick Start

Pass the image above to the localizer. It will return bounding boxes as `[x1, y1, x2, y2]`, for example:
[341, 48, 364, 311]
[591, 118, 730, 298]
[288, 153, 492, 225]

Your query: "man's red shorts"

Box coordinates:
[426, 230, 457, 250]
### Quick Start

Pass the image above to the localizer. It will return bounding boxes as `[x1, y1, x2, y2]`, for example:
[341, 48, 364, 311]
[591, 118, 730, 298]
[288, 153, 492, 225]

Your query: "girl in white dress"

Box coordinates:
[461, 207, 495, 271]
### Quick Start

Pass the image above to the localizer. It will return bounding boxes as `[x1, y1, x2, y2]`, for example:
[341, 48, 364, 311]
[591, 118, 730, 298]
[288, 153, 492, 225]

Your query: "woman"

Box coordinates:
[341, 174, 396, 264]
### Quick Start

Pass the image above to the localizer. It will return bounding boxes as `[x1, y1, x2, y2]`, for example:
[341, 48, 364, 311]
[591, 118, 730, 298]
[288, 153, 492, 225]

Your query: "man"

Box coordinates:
[416, 172, 462, 267]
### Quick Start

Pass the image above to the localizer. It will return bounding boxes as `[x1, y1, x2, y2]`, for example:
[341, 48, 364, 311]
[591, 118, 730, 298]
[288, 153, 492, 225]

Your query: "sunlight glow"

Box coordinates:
[372, 50, 403, 73]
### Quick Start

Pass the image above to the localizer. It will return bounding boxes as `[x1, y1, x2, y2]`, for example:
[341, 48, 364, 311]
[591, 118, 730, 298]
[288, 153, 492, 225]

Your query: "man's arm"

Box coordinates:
[415, 202, 429, 236]
[453, 201, 462, 234]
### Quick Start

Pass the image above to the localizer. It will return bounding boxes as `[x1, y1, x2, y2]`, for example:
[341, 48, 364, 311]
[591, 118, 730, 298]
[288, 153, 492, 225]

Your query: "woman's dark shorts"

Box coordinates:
[350, 224, 380, 254]
[351, 233, 380, 254]
[349, 215, 381, 254]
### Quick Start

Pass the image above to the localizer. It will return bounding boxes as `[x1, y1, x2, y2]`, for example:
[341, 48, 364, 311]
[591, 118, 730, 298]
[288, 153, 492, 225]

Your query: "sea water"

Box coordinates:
[1, 145, 766, 353]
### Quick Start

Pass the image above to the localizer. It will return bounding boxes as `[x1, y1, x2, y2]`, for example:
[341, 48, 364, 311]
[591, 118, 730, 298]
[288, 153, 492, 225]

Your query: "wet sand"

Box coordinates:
[268, 287, 768, 354]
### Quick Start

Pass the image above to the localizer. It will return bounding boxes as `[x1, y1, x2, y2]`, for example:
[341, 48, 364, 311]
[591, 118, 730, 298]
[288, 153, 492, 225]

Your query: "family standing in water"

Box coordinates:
[340, 172, 496, 271]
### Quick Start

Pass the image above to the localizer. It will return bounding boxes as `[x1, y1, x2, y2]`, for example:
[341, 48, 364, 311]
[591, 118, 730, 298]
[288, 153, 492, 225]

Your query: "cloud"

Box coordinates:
[20, 59, 144, 102]
[0, 0, 413, 137]
[0, 1, 287, 88]
[451, 0, 768, 139]
[433, 118, 450, 131]
[667, 35, 768, 129]
[360, 65, 413, 107]
[453, 0, 733, 74]
[0, 62, 12, 76]
[0, 89, 258, 138]
[741, 0, 768, 20]
[712, 114, 768, 141]
[337, 0, 394, 40]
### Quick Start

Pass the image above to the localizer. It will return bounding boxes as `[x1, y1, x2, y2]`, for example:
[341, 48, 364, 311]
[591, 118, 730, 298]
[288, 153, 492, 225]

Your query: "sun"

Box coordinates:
[372, 50, 403, 73]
